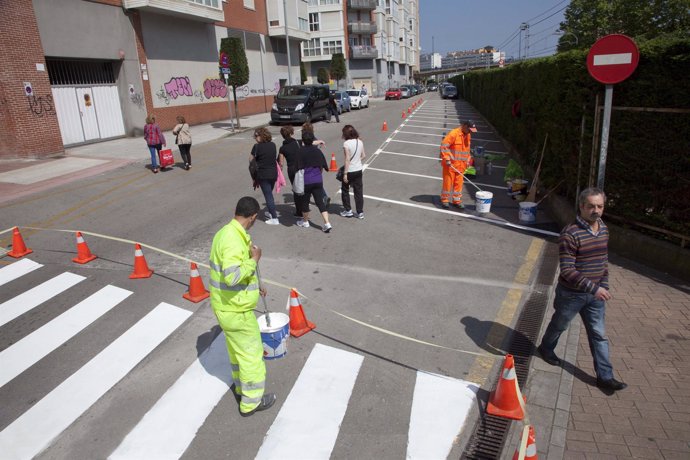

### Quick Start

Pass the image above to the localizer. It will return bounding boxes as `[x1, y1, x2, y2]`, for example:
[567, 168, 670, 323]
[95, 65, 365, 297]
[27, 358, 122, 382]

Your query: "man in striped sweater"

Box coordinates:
[537, 188, 627, 392]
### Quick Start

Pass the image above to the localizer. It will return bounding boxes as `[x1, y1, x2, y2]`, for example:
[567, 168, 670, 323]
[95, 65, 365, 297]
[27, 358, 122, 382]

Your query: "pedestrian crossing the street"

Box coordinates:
[0, 258, 479, 459]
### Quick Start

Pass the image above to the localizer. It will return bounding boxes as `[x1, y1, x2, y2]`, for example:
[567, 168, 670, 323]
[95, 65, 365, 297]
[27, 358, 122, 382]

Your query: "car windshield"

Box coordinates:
[277, 87, 310, 99]
[346, 90, 360, 97]
[388, 88, 400, 92]
[334, 93, 342, 100]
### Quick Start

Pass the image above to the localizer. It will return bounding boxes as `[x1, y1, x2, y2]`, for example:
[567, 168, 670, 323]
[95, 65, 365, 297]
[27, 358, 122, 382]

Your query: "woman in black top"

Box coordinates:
[278, 126, 301, 217]
[250, 127, 279, 225]
[296, 131, 332, 233]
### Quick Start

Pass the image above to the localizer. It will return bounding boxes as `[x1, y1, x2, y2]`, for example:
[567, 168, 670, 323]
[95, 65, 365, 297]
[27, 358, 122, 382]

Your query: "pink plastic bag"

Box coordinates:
[275, 162, 287, 193]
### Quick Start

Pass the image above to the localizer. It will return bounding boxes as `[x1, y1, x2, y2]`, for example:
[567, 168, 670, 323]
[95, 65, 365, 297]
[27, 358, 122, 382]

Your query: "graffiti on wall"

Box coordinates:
[163, 77, 193, 99]
[129, 92, 145, 110]
[27, 94, 55, 118]
[235, 81, 280, 98]
[203, 78, 227, 99]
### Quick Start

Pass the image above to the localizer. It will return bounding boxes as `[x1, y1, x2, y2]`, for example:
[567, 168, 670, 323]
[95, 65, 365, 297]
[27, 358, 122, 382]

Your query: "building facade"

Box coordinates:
[1, 0, 303, 159]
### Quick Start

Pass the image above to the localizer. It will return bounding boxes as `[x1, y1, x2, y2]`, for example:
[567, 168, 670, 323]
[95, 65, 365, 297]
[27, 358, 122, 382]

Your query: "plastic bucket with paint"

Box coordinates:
[475, 191, 493, 214]
[258, 312, 289, 360]
[518, 201, 537, 224]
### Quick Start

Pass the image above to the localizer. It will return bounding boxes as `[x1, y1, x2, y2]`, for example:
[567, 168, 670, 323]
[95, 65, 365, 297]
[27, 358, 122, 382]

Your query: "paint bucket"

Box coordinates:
[475, 191, 493, 214]
[518, 201, 537, 224]
[258, 312, 290, 360]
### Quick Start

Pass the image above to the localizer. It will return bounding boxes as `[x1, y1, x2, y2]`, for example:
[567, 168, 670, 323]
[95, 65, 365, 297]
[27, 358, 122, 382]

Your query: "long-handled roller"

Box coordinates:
[256, 264, 271, 327]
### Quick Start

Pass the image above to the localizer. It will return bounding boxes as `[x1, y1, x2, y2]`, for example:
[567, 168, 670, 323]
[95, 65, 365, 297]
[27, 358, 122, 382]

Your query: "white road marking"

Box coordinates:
[389, 139, 439, 147]
[0, 303, 192, 460]
[0, 285, 131, 388]
[0, 258, 42, 287]
[397, 130, 444, 138]
[406, 372, 479, 460]
[380, 151, 439, 160]
[255, 344, 363, 460]
[366, 167, 441, 181]
[593, 52, 633, 66]
[0, 272, 85, 327]
[110, 333, 231, 460]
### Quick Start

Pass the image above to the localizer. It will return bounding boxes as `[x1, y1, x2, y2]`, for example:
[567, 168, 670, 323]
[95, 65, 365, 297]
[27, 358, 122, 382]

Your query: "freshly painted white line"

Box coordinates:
[0, 303, 192, 460]
[0, 285, 132, 387]
[397, 130, 444, 138]
[0, 259, 42, 287]
[406, 372, 479, 460]
[110, 333, 231, 460]
[0, 272, 86, 327]
[389, 139, 438, 147]
[255, 344, 363, 460]
[366, 167, 441, 181]
[380, 151, 439, 160]
[593, 52, 633, 66]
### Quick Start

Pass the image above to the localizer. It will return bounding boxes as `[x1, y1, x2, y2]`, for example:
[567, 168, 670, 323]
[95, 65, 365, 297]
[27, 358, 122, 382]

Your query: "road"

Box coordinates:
[0, 92, 557, 459]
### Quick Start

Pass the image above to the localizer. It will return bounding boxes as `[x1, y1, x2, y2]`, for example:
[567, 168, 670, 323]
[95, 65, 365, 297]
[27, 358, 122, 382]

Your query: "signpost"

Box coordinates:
[219, 52, 234, 132]
[586, 34, 640, 189]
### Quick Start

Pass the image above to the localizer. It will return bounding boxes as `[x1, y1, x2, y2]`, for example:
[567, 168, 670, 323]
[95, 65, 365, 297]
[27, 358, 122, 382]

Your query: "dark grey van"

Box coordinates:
[271, 85, 330, 124]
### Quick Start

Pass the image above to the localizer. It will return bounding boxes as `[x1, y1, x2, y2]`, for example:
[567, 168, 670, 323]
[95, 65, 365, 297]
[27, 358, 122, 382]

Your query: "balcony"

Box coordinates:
[123, 0, 224, 22]
[350, 45, 378, 59]
[348, 21, 377, 34]
[347, 0, 376, 10]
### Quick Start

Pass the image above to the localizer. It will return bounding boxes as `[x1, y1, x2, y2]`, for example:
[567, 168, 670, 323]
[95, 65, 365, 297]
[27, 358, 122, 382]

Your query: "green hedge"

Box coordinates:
[451, 36, 690, 237]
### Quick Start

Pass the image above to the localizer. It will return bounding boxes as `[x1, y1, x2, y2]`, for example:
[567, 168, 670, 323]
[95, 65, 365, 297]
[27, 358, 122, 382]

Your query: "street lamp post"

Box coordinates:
[283, 0, 292, 85]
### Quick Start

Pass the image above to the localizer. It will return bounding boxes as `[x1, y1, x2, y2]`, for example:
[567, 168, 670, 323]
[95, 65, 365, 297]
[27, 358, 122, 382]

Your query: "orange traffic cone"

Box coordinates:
[329, 152, 338, 172]
[72, 231, 97, 264]
[183, 262, 209, 303]
[486, 354, 525, 420]
[7, 227, 33, 258]
[382, 120, 388, 131]
[288, 288, 315, 337]
[407, 107, 411, 114]
[129, 243, 153, 279]
[512, 425, 537, 460]
[401, 111, 406, 119]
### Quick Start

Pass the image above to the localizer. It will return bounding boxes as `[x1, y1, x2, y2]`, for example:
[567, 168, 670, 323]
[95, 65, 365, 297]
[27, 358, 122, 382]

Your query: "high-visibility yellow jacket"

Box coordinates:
[209, 219, 259, 313]
[440, 128, 472, 165]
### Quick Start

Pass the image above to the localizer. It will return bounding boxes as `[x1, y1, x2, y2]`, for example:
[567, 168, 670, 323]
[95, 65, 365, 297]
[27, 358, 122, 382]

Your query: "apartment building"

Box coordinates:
[1, 0, 303, 158]
[301, 0, 419, 96]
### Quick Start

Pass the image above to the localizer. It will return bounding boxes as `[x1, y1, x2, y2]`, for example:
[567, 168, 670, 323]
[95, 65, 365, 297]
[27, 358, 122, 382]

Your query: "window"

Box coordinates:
[299, 17, 309, 31]
[323, 40, 342, 55]
[270, 20, 280, 26]
[188, 0, 220, 7]
[320, 0, 340, 4]
[308, 0, 318, 5]
[243, 0, 255, 9]
[309, 13, 319, 32]
[303, 38, 321, 57]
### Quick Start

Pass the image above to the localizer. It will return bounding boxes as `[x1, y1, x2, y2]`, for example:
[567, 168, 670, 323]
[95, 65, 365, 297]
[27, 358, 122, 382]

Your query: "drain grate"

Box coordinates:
[461, 242, 558, 459]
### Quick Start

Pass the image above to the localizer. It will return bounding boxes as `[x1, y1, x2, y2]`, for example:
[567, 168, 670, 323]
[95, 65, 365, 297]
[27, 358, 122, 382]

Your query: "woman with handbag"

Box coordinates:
[278, 126, 302, 217]
[250, 127, 280, 225]
[143, 115, 166, 173]
[172, 115, 192, 170]
[296, 131, 332, 233]
[339, 125, 366, 219]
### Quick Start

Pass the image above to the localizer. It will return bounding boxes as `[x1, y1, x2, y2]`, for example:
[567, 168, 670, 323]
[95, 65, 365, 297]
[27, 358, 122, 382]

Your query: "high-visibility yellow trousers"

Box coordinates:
[441, 162, 465, 204]
[213, 309, 266, 414]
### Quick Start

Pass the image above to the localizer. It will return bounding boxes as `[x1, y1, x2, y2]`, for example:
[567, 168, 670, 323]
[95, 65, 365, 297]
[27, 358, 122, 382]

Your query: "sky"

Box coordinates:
[420, 0, 569, 59]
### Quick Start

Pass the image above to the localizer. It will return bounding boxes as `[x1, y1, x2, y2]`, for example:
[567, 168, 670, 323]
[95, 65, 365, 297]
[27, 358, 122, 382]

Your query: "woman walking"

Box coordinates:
[172, 116, 192, 170]
[278, 126, 302, 216]
[250, 127, 280, 225]
[301, 122, 330, 208]
[296, 131, 332, 233]
[339, 125, 366, 219]
[143, 115, 166, 173]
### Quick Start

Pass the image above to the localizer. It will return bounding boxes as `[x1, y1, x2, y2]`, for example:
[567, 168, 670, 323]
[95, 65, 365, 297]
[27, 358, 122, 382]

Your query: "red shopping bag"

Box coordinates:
[158, 149, 174, 168]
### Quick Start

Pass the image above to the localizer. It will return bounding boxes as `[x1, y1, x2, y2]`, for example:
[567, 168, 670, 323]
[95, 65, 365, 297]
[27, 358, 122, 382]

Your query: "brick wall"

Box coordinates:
[0, 0, 64, 159]
[220, 0, 268, 34]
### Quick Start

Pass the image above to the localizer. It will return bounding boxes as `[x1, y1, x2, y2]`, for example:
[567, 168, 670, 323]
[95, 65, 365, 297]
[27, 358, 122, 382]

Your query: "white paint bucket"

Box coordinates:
[518, 201, 537, 224]
[475, 191, 493, 213]
[258, 312, 290, 360]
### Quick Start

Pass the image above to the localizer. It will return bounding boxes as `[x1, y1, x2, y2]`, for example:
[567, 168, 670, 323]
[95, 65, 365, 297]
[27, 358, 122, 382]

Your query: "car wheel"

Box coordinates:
[306, 112, 312, 122]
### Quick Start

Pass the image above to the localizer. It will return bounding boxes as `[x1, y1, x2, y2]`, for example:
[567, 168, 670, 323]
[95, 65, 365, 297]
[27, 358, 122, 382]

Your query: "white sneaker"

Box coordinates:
[296, 219, 310, 228]
[265, 218, 280, 225]
[265, 211, 281, 219]
[340, 210, 354, 217]
[356, 212, 364, 219]
[323, 223, 332, 233]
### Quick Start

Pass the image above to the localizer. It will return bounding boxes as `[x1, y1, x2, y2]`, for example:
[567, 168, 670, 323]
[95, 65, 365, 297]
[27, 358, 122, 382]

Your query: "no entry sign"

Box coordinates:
[587, 34, 640, 84]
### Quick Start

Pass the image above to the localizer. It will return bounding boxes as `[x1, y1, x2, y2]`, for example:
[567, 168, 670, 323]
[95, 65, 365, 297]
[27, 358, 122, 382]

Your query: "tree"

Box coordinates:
[317, 67, 330, 84]
[329, 53, 347, 89]
[557, 0, 690, 52]
[219, 37, 249, 127]
[300, 61, 307, 84]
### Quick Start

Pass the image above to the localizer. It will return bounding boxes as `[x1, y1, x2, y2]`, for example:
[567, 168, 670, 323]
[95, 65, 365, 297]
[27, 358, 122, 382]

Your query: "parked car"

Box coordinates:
[385, 88, 402, 100]
[400, 87, 411, 98]
[412, 84, 424, 94]
[331, 90, 351, 113]
[441, 84, 458, 99]
[346, 88, 370, 109]
[406, 85, 419, 96]
[428, 84, 438, 91]
[271, 85, 330, 124]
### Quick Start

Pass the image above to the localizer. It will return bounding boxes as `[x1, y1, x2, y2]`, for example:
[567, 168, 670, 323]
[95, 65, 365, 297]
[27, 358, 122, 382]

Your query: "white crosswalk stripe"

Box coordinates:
[0, 258, 42, 287]
[0, 259, 479, 459]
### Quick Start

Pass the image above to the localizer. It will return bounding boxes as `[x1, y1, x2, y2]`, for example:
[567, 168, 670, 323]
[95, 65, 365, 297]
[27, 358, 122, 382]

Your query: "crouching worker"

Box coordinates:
[209, 196, 277, 416]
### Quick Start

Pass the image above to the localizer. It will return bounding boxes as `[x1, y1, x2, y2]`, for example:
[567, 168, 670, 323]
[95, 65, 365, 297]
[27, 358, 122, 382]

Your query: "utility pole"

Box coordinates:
[519, 22, 528, 60]
[283, 0, 292, 84]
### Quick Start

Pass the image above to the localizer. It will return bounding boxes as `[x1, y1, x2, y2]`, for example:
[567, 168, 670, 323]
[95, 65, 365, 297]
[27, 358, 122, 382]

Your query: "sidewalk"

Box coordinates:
[506, 254, 690, 459]
[0, 113, 271, 205]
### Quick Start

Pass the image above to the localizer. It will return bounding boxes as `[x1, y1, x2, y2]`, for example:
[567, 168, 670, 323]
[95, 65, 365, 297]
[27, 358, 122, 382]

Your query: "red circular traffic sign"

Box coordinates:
[587, 34, 639, 84]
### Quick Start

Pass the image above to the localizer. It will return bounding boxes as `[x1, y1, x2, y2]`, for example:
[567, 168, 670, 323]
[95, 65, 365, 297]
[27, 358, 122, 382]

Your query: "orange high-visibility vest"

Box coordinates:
[440, 128, 471, 164]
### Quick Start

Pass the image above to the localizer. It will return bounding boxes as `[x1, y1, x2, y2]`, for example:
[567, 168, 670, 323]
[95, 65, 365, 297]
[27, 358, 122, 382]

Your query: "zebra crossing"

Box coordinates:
[0, 258, 480, 459]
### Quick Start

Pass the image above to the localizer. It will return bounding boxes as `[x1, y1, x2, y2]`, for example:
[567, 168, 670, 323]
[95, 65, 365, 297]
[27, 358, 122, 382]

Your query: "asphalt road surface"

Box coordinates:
[0, 92, 557, 459]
